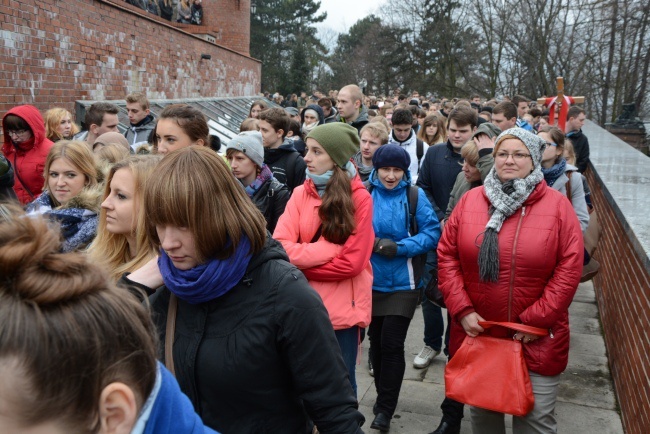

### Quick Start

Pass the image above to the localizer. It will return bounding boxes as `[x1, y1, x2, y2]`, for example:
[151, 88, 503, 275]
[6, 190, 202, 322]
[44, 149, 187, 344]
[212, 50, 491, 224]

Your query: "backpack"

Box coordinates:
[364, 181, 428, 288]
[415, 138, 424, 172]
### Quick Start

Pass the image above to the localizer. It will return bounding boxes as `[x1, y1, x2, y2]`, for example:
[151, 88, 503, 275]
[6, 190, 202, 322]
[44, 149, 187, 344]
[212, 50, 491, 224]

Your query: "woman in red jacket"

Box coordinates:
[274, 122, 374, 397]
[438, 128, 583, 433]
[2, 105, 54, 204]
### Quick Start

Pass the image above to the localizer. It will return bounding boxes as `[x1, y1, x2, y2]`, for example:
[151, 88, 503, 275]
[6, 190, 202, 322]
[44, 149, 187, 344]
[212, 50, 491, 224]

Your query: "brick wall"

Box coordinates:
[587, 168, 650, 434]
[0, 0, 260, 115]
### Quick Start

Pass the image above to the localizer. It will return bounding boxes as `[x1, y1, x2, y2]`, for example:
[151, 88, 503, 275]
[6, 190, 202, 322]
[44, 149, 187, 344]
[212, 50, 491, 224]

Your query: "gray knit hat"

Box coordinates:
[494, 128, 547, 168]
[306, 123, 360, 167]
[225, 131, 264, 167]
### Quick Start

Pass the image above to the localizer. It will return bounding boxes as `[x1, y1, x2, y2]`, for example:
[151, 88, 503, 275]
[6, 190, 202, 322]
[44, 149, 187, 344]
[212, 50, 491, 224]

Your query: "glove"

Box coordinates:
[374, 238, 398, 258]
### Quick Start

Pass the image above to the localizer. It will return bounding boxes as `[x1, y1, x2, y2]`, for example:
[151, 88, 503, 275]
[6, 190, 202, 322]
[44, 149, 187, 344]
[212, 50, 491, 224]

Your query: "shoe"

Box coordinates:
[581, 258, 600, 282]
[373, 403, 379, 415]
[429, 420, 460, 434]
[370, 412, 391, 432]
[368, 357, 374, 377]
[413, 345, 440, 368]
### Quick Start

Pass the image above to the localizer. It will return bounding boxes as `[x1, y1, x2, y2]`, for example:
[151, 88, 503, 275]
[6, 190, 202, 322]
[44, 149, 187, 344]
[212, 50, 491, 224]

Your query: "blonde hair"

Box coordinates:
[94, 143, 130, 165]
[43, 140, 99, 207]
[360, 122, 389, 145]
[44, 108, 80, 142]
[143, 147, 267, 262]
[460, 140, 479, 166]
[563, 138, 576, 166]
[88, 155, 162, 281]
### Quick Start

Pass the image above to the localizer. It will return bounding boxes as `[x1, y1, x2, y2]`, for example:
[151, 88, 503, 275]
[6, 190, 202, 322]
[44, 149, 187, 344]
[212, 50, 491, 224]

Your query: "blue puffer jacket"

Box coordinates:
[368, 169, 441, 292]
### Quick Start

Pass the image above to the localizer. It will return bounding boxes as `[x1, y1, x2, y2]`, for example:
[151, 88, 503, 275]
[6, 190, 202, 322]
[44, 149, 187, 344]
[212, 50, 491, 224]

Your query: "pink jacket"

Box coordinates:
[274, 175, 374, 330]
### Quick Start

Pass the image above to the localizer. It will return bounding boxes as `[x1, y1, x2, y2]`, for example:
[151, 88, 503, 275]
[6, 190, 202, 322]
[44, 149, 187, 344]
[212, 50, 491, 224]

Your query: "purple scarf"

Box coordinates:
[244, 164, 273, 198]
[158, 236, 252, 304]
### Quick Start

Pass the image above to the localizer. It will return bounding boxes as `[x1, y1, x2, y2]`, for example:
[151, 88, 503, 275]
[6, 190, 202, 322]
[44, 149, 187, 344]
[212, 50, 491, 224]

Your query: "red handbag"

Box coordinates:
[444, 321, 548, 417]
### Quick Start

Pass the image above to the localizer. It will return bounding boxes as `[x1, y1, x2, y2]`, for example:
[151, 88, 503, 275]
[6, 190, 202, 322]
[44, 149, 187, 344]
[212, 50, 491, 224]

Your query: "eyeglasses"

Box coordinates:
[7, 129, 28, 136]
[545, 141, 558, 147]
[495, 152, 532, 161]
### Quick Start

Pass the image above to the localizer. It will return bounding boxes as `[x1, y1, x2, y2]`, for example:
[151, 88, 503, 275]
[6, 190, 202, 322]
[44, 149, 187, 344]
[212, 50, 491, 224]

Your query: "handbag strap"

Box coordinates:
[478, 321, 548, 337]
[165, 293, 178, 377]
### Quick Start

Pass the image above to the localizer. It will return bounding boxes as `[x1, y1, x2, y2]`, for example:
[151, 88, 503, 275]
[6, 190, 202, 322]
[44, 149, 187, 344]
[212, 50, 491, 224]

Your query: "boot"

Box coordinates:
[429, 420, 461, 434]
[581, 258, 600, 282]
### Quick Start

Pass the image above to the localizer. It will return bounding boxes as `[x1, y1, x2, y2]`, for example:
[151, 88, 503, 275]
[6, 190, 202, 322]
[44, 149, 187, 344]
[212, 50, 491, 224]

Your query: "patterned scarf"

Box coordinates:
[541, 158, 567, 187]
[244, 164, 273, 198]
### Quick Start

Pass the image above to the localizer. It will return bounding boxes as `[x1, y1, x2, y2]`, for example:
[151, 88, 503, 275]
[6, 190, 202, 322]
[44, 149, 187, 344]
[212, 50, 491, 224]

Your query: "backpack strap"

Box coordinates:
[363, 180, 374, 193]
[407, 185, 419, 235]
[416, 139, 424, 173]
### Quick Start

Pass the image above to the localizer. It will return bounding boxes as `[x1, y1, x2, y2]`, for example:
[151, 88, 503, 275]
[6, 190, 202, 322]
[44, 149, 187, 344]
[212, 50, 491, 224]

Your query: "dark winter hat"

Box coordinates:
[225, 131, 264, 167]
[306, 123, 359, 168]
[372, 144, 411, 173]
[473, 123, 502, 140]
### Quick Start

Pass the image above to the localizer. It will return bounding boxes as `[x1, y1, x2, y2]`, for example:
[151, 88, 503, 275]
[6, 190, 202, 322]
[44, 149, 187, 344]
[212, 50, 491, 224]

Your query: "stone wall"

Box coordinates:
[583, 121, 650, 434]
[0, 0, 260, 115]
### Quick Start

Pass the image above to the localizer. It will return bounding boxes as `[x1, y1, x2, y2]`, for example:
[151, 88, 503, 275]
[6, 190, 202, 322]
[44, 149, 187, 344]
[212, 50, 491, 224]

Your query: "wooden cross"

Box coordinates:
[536, 77, 585, 130]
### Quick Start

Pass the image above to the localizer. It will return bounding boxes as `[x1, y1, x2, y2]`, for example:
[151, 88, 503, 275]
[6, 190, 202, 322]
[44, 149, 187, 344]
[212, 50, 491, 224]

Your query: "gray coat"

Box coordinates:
[551, 163, 590, 232]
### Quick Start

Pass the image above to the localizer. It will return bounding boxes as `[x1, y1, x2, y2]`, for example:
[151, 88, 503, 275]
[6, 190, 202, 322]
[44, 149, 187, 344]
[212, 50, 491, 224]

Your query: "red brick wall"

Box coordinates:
[0, 0, 260, 115]
[587, 169, 650, 434]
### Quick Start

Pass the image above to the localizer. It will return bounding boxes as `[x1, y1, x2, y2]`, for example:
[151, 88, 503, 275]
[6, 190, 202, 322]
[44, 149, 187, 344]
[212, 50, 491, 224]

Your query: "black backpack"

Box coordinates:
[364, 181, 428, 288]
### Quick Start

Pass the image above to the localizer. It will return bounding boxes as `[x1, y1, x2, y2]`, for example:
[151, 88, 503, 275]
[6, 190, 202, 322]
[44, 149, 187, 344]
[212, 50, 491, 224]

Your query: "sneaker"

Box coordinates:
[413, 345, 440, 368]
[368, 357, 374, 377]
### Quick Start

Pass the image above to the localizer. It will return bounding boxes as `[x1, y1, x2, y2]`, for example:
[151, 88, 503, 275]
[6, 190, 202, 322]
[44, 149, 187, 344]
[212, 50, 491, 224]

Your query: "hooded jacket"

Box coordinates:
[2, 105, 54, 204]
[387, 129, 428, 184]
[323, 106, 339, 124]
[251, 176, 290, 234]
[352, 151, 373, 182]
[273, 175, 374, 330]
[147, 236, 365, 433]
[438, 182, 583, 376]
[368, 169, 440, 292]
[548, 163, 589, 232]
[300, 104, 325, 128]
[125, 114, 156, 150]
[264, 139, 306, 193]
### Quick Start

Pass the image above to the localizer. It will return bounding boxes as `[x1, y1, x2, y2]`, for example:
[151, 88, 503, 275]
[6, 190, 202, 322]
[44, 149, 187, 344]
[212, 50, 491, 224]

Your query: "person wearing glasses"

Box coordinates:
[438, 128, 583, 433]
[1, 105, 54, 204]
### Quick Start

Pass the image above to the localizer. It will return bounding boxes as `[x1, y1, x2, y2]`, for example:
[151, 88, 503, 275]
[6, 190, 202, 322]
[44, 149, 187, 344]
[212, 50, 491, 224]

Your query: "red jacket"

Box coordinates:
[2, 105, 54, 204]
[273, 174, 374, 330]
[438, 182, 583, 376]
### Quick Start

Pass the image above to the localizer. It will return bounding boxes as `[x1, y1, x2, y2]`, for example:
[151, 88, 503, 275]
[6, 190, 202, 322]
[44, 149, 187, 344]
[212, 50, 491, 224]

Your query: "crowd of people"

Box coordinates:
[0, 84, 595, 434]
[126, 0, 203, 25]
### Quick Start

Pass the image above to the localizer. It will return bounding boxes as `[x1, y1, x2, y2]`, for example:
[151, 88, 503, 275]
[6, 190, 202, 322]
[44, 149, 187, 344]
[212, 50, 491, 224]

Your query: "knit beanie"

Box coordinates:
[494, 127, 546, 168]
[225, 131, 264, 167]
[93, 132, 130, 152]
[372, 144, 410, 173]
[306, 123, 359, 168]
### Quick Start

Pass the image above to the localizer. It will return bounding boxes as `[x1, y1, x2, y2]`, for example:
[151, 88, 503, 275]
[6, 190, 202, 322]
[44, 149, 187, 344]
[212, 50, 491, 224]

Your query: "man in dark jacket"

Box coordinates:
[125, 92, 156, 152]
[318, 97, 339, 124]
[565, 105, 591, 173]
[416, 106, 477, 434]
[336, 85, 369, 134]
[259, 108, 306, 194]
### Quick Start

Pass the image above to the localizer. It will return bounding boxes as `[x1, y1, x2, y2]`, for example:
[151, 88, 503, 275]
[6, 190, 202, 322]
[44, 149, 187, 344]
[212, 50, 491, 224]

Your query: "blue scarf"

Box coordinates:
[158, 236, 252, 304]
[542, 158, 567, 187]
[305, 161, 357, 197]
[244, 164, 273, 198]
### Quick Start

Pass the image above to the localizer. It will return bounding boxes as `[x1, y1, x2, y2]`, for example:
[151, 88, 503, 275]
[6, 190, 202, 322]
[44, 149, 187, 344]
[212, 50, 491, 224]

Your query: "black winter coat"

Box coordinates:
[0, 155, 17, 201]
[416, 141, 463, 220]
[566, 129, 590, 173]
[148, 237, 365, 434]
[264, 141, 307, 194]
[251, 177, 290, 233]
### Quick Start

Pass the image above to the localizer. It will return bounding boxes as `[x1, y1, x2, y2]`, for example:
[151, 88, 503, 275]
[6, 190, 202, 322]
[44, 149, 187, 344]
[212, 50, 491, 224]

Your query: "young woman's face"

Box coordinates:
[56, 115, 73, 138]
[304, 112, 318, 126]
[250, 104, 263, 119]
[304, 138, 336, 175]
[6, 128, 33, 145]
[156, 118, 202, 155]
[538, 131, 562, 166]
[227, 151, 258, 186]
[425, 123, 438, 138]
[48, 157, 87, 205]
[101, 168, 136, 236]
[157, 225, 200, 270]
[377, 167, 404, 190]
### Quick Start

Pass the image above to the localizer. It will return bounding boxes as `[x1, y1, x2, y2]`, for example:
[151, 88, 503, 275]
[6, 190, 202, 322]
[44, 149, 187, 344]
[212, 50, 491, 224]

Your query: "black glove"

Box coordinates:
[374, 238, 398, 258]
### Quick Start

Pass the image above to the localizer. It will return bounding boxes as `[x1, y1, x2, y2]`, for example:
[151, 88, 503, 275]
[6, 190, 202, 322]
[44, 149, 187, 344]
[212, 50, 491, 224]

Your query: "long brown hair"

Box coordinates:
[319, 165, 356, 244]
[418, 113, 447, 144]
[0, 205, 157, 431]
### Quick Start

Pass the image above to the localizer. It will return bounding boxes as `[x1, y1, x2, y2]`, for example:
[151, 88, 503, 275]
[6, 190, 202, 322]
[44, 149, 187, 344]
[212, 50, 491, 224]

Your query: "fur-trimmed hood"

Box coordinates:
[60, 183, 104, 213]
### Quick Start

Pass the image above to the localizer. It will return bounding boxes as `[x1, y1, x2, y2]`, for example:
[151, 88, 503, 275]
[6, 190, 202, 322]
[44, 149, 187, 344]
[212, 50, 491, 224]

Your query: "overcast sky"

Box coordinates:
[316, 0, 385, 34]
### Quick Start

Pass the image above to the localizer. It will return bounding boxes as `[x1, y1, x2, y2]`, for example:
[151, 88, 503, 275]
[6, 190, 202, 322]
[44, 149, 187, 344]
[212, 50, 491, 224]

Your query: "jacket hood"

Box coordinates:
[324, 107, 339, 121]
[61, 183, 104, 213]
[2, 105, 48, 151]
[246, 234, 290, 272]
[301, 104, 325, 125]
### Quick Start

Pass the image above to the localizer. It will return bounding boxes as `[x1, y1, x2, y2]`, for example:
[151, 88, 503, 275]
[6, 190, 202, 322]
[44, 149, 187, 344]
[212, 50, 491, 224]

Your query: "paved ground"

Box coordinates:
[355, 281, 625, 433]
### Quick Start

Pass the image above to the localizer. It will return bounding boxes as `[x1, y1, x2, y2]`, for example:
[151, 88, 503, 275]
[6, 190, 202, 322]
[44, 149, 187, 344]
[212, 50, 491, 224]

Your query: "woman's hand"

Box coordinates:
[460, 312, 486, 337]
[513, 332, 541, 344]
[127, 257, 163, 289]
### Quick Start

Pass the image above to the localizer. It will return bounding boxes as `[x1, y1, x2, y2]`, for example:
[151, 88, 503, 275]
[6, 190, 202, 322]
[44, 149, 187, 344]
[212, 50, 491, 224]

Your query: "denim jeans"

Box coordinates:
[421, 250, 446, 353]
[335, 326, 360, 397]
[368, 315, 412, 417]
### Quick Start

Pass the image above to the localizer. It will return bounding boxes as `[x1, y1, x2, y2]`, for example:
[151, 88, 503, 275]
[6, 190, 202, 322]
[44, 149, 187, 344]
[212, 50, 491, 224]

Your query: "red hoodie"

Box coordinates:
[2, 105, 54, 204]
